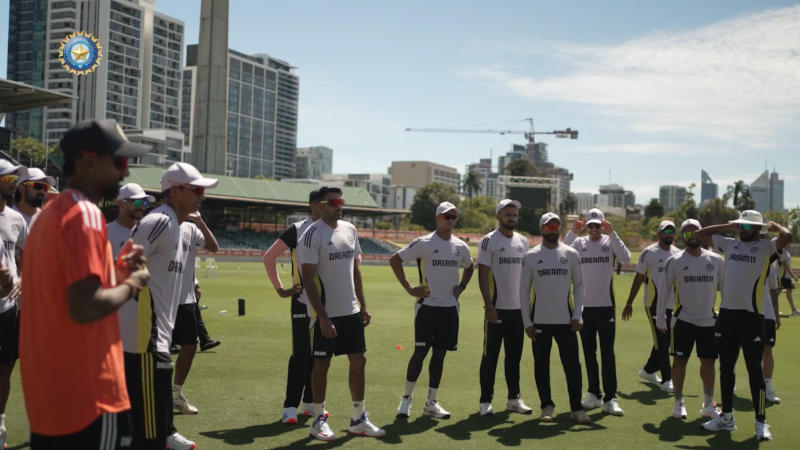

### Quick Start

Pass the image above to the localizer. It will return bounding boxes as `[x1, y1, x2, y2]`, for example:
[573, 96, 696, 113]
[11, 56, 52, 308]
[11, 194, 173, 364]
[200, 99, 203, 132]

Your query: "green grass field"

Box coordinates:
[5, 261, 800, 449]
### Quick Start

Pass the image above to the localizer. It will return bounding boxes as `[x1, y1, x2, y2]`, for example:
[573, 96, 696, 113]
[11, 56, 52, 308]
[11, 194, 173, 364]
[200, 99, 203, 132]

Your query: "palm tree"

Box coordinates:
[462, 169, 483, 206]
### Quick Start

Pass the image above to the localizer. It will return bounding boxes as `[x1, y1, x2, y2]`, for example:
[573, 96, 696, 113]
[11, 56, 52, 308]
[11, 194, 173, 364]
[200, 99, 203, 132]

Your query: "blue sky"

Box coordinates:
[2, 0, 798, 208]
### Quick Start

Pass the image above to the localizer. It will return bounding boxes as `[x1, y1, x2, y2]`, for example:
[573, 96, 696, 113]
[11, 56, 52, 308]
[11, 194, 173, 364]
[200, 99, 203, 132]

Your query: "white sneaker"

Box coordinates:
[506, 398, 533, 415]
[602, 398, 624, 416]
[540, 405, 555, 422]
[478, 402, 494, 416]
[755, 421, 772, 441]
[661, 380, 674, 393]
[310, 415, 335, 441]
[570, 409, 592, 424]
[700, 402, 721, 418]
[397, 396, 412, 418]
[702, 412, 736, 431]
[348, 412, 386, 438]
[0, 425, 6, 450]
[300, 403, 330, 418]
[166, 432, 196, 450]
[282, 406, 298, 424]
[639, 368, 662, 386]
[172, 392, 199, 415]
[422, 400, 451, 419]
[766, 389, 781, 404]
[791, 309, 800, 316]
[672, 401, 687, 419]
[581, 393, 603, 410]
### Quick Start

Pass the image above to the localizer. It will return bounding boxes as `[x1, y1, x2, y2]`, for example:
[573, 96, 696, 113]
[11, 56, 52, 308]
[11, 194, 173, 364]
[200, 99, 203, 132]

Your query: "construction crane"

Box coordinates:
[405, 117, 578, 145]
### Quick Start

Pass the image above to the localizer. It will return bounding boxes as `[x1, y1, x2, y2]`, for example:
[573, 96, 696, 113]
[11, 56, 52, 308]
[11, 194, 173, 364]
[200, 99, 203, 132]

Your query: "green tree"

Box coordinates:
[644, 198, 664, 220]
[559, 192, 577, 217]
[462, 169, 482, 206]
[671, 198, 698, 227]
[410, 182, 460, 231]
[724, 180, 755, 211]
[11, 137, 49, 165]
[764, 207, 800, 242]
[504, 159, 538, 177]
[698, 198, 738, 227]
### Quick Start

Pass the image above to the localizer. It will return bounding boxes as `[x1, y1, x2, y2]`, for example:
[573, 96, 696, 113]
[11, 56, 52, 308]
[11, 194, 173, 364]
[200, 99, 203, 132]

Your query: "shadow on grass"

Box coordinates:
[200, 416, 313, 446]
[487, 411, 606, 446]
[643, 416, 761, 449]
[7, 443, 30, 450]
[434, 411, 514, 441]
[617, 383, 673, 405]
[377, 415, 439, 444]
[675, 432, 761, 449]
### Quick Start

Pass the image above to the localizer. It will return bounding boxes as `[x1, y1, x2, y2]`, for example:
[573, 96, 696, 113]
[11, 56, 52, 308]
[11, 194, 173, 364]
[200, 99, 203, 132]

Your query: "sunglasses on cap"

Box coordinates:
[738, 223, 758, 231]
[587, 223, 601, 229]
[128, 198, 148, 208]
[442, 213, 458, 220]
[23, 181, 50, 191]
[79, 150, 129, 172]
[319, 198, 345, 208]
[682, 230, 697, 239]
[542, 223, 560, 233]
[661, 228, 675, 235]
[0, 174, 19, 184]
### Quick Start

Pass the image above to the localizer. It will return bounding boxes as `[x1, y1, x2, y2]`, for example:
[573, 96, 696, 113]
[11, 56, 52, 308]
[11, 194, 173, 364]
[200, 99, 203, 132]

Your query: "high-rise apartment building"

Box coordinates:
[296, 146, 333, 180]
[659, 185, 687, 212]
[701, 169, 718, 205]
[750, 170, 784, 212]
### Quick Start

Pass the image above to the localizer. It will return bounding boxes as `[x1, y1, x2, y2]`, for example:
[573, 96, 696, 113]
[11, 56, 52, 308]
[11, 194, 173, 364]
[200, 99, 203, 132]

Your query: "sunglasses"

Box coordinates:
[79, 151, 129, 172]
[542, 223, 560, 233]
[319, 198, 345, 208]
[587, 223, 601, 229]
[23, 181, 50, 191]
[738, 223, 758, 231]
[128, 198, 148, 208]
[661, 228, 675, 235]
[682, 230, 697, 239]
[443, 213, 458, 220]
[0, 174, 19, 184]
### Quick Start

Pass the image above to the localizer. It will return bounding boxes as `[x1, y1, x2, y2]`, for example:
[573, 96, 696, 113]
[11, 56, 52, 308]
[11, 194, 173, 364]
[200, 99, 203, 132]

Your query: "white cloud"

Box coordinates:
[455, 6, 800, 149]
[573, 142, 729, 156]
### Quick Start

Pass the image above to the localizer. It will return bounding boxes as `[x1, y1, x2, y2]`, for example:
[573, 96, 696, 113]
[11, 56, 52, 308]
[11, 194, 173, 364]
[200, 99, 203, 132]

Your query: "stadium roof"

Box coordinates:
[126, 167, 409, 215]
[0, 78, 74, 113]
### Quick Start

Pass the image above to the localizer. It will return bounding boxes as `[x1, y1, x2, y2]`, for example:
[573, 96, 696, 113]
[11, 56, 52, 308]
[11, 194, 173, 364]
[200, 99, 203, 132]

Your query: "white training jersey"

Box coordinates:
[396, 232, 473, 308]
[636, 243, 680, 309]
[0, 207, 27, 313]
[297, 220, 362, 318]
[768, 259, 780, 291]
[519, 243, 584, 327]
[477, 229, 529, 310]
[106, 220, 133, 260]
[712, 235, 777, 314]
[119, 205, 186, 353]
[179, 222, 205, 305]
[779, 249, 791, 280]
[10, 205, 39, 228]
[656, 248, 723, 329]
[563, 230, 631, 307]
[277, 218, 317, 306]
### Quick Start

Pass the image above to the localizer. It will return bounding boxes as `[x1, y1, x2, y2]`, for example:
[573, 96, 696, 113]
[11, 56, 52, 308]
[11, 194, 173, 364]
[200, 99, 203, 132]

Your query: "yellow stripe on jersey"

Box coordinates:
[418, 259, 427, 288]
[647, 308, 659, 349]
[754, 258, 770, 314]
[669, 328, 675, 355]
[308, 275, 321, 320]
[646, 271, 657, 308]
[488, 269, 496, 306]
[672, 281, 680, 312]
[291, 249, 300, 285]
[137, 288, 154, 353]
[568, 284, 574, 314]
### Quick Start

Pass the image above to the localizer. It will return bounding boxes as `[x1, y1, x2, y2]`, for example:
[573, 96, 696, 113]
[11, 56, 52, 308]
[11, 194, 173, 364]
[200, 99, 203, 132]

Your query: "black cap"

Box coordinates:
[59, 119, 151, 160]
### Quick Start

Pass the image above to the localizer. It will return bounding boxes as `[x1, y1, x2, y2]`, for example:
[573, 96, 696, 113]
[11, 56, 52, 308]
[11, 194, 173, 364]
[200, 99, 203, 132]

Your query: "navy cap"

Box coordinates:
[60, 119, 151, 160]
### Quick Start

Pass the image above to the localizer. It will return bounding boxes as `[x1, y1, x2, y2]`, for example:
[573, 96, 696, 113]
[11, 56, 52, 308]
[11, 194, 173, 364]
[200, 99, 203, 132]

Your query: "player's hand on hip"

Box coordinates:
[571, 319, 583, 332]
[525, 326, 536, 341]
[321, 317, 337, 338]
[407, 285, 429, 298]
[621, 305, 633, 321]
[484, 305, 499, 323]
[361, 309, 371, 327]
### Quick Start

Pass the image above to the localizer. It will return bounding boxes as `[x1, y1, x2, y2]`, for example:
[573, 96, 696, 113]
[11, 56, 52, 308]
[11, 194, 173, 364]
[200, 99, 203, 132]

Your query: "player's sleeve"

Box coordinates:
[60, 209, 109, 286]
[656, 257, 675, 330]
[635, 249, 649, 275]
[297, 225, 320, 265]
[769, 237, 778, 258]
[477, 235, 492, 266]
[278, 224, 298, 249]
[609, 231, 631, 263]
[563, 230, 577, 246]
[193, 223, 205, 248]
[570, 251, 585, 322]
[396, 237, 423, 262]
[711, 234, 732, 254]
[130, 214, 169, 258]
[519, 255, 534, 329]
[460, 242, 473, 268]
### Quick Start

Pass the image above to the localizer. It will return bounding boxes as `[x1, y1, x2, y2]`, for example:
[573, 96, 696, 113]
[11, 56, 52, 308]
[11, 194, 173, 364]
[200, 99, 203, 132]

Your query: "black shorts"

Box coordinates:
[312, 313, 366, 359]
[415, 304, 459, 351]
[781, 277, 795, 290]
[764, 319, 776, 348]
[172, 303, 199, 346]
[0, 305, 18, 365]
[671, 319, 717, 359]
[124, 352, 174, 448]
[30, 410, 134, 449]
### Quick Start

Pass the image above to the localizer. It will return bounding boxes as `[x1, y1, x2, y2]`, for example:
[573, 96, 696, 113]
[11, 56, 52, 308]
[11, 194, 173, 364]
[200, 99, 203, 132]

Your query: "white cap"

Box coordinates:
[729, 210, 765, 226]
[435, 201, 458, 216]
[539, 212, 561, 227]
[496, 199, 522, 215]
[0, 159, 27, 178]
[585, 208, 604, 225]
[117, 183, 155, 202]
[658, 220, 676, 232]
[160, 162, 219, 192]
[19, 167, 56, 186]
[681, 218, 702, 231]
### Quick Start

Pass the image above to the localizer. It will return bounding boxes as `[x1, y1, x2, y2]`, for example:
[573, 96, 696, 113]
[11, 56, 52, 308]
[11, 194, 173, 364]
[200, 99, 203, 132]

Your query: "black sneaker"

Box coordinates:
[200, 340, 221, 352]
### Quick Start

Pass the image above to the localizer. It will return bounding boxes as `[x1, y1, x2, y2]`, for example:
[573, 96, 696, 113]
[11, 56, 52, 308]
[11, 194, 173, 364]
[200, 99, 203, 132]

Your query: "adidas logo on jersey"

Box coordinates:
[683, 266, 690, 271]
[433, 249, 440, 253]
[537, 260, 544, 264]
[327, 241, 333, 247]
[609, 318, 615, 323]
[754, 336, 761, 343]
[500, 248, 506, 252]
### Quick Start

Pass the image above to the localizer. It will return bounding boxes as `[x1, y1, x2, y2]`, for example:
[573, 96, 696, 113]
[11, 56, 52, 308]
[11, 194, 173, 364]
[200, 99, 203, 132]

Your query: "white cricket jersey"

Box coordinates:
[119, 205, 186, 353]
[712, 235, 777, 314]
[396, 232, 473, 308]
[519, 243, 584, 327]
[656, 249, 723, 328]
[106, 220, 133, 260]
[278, 218, 317, 306]
[10, 205, 39, 228]
[636, 243, 680, 309]
[0, 207, 27, 313]
[779, 249, 791, 279]
[563, 230, 631, 307]
[179, 222, 205, 305]
[477, 229, 529, 310]
[297, 220, 362, 318]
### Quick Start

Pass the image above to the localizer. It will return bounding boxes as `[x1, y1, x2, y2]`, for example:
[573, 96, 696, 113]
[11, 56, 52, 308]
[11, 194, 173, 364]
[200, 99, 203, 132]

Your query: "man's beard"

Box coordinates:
[740, 231, 758, 242]
[660, 236, 674, 246]
[502, 221, 516, 230]
[686, 240, 701, 249]
[544, 233, 559, 244]
[28, 195, 44, 207]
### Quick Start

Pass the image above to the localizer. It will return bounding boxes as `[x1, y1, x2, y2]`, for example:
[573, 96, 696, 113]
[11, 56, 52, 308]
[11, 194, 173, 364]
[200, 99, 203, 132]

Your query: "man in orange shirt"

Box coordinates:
[19, 119, 150, 449]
